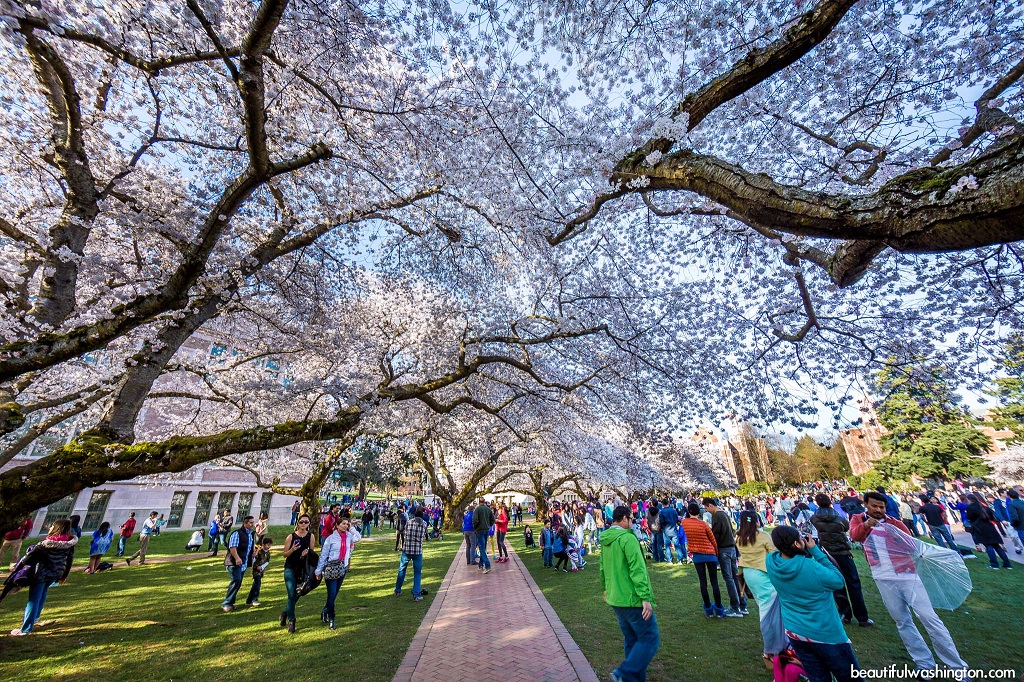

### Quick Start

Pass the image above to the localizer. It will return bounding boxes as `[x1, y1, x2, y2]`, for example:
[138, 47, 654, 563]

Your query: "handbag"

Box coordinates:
[0, 548, 40, 604]
[324, 559, 347, 581]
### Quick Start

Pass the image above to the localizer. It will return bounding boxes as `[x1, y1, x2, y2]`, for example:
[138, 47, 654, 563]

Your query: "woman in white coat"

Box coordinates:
[315, 516, 361, 630]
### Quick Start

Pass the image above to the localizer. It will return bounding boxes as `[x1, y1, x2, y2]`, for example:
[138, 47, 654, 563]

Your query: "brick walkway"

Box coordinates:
[393, 543, 599, 682]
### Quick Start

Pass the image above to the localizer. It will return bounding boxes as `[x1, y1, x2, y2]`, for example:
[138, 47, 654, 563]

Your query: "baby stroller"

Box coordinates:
[427, 526, 443, 541]
[632, 523, 654, 560]
[567, 535, 586, 571]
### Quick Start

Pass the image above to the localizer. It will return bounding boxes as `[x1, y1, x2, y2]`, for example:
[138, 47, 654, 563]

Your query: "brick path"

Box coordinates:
[393, 543, 599, 682]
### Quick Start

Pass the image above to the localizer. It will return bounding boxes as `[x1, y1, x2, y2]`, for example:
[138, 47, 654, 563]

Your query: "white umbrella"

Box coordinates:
[869, 523, 972, 610]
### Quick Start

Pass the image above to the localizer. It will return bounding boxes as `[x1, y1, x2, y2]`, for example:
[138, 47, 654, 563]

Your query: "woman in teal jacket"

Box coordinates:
[766, 525, 860, 682]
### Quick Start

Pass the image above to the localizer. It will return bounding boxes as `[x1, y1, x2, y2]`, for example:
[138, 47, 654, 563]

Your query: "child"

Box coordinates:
[524, 525, 535, 548]
[540, 520, 554, 567]
[246, 537, 273, 607]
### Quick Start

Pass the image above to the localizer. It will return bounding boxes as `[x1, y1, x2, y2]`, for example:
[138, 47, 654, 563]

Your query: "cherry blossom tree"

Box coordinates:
[3, 0, 1023, 533]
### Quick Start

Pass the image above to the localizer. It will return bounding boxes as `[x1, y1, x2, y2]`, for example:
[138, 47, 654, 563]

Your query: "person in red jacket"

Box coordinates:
[850, 492, 968, 673]
[1, 516, 33, 571]
[116, 512, 136, 557]
[495, 503, 510, 563]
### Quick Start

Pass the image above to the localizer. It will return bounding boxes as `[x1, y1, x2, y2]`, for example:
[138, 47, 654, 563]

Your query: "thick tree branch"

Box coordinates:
[931, 56, 1024, 166]
[19, 23, 100, 329]
[0, 387, 112, 466]
[558, 134, 1024, 258]
[671, 0, 860, 132]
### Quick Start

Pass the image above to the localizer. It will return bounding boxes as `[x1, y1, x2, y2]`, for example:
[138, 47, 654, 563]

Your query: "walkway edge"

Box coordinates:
[508, 544, 601, 682]
[392, 545, 461, 682]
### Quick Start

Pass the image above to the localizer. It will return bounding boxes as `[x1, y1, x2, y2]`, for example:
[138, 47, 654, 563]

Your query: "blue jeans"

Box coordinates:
[475, 530, 491, 569]
[611, 606, 660, 682]
[20, 581, 50, 633]
[788, 639, 859, 682]
[929, 524, 957, 550]
[363, 524, 371, 538]
[464, 531, 477, 564]
[395, 552, 422, 597]
[116, 535, 128, 556]
[983, 544, 1011, 568]
[543, 546, 553, 566]
[246, 573, 263, 604]
[283, 566, 299, 621]
[222, 566, 246, 607]
[323, 575, 346, 617]
[717, 546, 744, 610]
[661, 526, 680, 563]
[651, 531, 663, 563]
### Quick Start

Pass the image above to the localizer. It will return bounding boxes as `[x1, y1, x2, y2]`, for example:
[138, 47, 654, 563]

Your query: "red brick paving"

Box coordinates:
[393, 543, 599, 682]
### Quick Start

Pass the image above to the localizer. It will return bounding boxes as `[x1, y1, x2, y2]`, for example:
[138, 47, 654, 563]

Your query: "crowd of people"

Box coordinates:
[1, 479, 1021, 681]
[569, 481, 1024, 682]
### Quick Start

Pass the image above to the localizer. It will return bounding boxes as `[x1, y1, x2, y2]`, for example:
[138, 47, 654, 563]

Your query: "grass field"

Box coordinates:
[505, 529, 1024, 682]
[0, 529, 454, 682]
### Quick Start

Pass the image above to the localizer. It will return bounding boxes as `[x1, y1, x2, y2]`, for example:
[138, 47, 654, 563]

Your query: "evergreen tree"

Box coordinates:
[986, 333, 1024, 443]
[873, 363, 991, 481]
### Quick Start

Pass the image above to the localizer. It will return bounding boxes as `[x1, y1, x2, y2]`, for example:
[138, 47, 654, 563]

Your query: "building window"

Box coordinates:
[83, 491, 112, 531]
[193, 491, 215, 527]
[168, 491, 190, 528]
[237, 492, 254, 520]
[40, 493, 78, 533]
[259, 492, 273, 519]
[216, 491, 236, 517]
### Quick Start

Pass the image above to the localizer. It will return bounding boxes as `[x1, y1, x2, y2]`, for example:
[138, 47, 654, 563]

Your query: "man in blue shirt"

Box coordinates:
[222, 516, 256, 612]
[462, 507, 477, 565]
[657, 501, 681, 564]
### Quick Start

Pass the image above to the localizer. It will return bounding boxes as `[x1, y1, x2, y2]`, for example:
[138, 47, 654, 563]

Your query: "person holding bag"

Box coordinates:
[280, 513, 313, 633]
[315, 516, 361, 629]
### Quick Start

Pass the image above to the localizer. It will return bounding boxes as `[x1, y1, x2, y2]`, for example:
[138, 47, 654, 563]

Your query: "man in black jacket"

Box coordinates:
[811, 494, 873, 627]
[703, 497, 745, 617]
[839, 488, 865, 517]
[472, 498, 495, 574]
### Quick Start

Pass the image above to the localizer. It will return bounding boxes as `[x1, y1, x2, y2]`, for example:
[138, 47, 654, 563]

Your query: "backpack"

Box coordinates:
[96, 561, 115, 572]
[0, 549, 40, 604]
[552, 535, 565, 554]
[773, 649, 809, 682]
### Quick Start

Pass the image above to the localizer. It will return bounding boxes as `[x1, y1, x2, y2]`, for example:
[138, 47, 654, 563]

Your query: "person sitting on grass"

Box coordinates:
[85, 522, 114, 574]
[523, 524, 535, 549]
[186, 528, 205, 552]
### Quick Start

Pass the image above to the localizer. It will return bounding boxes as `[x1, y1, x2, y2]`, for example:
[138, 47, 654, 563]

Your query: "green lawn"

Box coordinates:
[506, 531, 1024, 681]
[103, 525, 325, 559]
[0, 532, 455, 681]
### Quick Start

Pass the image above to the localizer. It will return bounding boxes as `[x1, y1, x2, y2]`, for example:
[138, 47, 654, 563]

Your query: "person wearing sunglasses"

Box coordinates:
[280, 513, 313, 633]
